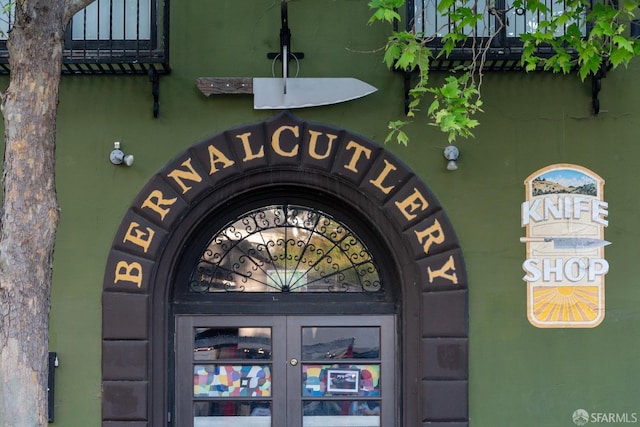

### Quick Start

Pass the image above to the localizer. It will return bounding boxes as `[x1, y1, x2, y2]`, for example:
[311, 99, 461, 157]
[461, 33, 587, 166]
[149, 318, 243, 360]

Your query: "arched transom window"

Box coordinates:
[189, 204, 382, 293]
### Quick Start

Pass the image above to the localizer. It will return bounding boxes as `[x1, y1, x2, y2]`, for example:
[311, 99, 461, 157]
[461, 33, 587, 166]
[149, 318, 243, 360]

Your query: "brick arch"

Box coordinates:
[101, 111, 468, 426]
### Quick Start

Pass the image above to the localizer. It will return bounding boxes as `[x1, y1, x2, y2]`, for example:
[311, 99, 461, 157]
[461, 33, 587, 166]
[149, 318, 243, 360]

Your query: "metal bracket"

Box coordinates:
[148, 66, 160, 118]
[591, 59, 611, 115]
[403, 70, 412, 115]
[266, 0, 304, 77]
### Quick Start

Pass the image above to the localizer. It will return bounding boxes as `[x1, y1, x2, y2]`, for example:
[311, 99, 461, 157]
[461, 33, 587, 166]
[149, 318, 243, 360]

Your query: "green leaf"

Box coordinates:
[383, 42, 403, 68]
[526, 0, 551, 14]
[613, 35, 634, 53]
[578, 49, 601, 81]
[555, 13, 570, 26]
[439, 82, 460, 99]
[565, 23, 584, 39]
[417, 50, 431, 72]
[368, 8, 401, 24]
[408, 86, 428, 97]
[385, 119, 410, 146]
[437, 0, 456, 12]
[610, 47, 633, 67]
[384, 132, 395, 144]
[427, 100, 440, 115]
[408, 98, 421, 109]
[382, 9, 402, 23]
[396, 50, 417, 69]
[592, 19, 617, 38]
[396, 130, 409, 146]
[367, 0, 402, 24]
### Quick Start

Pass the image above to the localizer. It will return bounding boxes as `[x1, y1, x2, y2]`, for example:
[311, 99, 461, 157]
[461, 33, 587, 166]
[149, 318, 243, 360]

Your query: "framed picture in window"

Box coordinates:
[326, 369, 359, 394]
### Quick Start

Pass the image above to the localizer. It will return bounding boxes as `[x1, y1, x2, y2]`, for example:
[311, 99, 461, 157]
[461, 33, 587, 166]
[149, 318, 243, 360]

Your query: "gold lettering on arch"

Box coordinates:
[123, 222, 155, 253]
[414, 219, 445, 256]
[114, 260, 143, 288]
[141, 190, 177, 221]
[395, 188, 429, 221]
[343, 141, 372, 173]
[207, 145, 236, 175]
[113, 118, 464, 295]
[167, 158, 203, 194]
[271, 125, 300, 157]
[236, 132, 265, 161]
[369, 159, 398, 195]
[308, 130, 337, 160]
[427, 255, 458, 285]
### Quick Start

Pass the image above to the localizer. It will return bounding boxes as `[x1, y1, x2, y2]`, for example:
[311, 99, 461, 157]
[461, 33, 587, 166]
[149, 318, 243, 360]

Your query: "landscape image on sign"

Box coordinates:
[531, 169, 597, 196]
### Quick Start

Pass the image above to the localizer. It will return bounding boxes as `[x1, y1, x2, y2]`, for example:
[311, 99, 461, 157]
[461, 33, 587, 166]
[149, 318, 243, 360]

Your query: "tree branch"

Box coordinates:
[64, 0, 93, 22]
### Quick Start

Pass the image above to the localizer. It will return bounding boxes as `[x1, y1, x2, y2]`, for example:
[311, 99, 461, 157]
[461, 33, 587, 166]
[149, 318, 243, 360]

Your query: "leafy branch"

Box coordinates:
[369, 0, 486, 145]
[369, 0, 640, 145]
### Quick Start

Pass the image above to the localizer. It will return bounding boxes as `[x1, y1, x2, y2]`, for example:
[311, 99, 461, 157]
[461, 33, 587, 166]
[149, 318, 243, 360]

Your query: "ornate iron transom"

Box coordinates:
[189, 205, 382, 293]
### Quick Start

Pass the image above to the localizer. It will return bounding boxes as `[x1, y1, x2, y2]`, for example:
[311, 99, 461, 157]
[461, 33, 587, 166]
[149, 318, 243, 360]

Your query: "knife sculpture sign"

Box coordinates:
[196, 0, 377, 109]
[521, 164, 610, 328]
[196, 77, 377, 110]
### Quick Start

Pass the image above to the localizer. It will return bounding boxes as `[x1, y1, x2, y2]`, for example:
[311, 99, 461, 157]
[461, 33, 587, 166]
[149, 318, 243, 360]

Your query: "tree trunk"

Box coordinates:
[0, 1, 66, 425]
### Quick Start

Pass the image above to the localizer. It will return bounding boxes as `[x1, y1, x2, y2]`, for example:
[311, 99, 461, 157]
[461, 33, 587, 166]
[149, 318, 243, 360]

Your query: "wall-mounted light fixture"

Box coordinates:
[443, 145, 459, 171]
[110, 142, 134, 166]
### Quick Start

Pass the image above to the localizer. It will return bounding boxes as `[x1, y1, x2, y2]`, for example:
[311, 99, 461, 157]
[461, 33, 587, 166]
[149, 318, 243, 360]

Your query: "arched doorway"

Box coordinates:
[172, 194, 398, 426]
[101, 112, 468, 426]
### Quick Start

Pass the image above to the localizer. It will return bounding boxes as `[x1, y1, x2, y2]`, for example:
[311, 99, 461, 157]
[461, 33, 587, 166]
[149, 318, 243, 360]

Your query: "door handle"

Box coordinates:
[289, 358, 298, 366]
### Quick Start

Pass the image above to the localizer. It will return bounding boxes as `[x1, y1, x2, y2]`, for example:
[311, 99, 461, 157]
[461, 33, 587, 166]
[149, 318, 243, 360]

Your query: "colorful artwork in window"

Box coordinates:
[194, 365, 271, 397]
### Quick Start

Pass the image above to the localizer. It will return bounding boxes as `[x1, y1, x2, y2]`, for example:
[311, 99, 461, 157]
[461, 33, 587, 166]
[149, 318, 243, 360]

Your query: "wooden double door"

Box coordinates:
[175, 315, 396, 427]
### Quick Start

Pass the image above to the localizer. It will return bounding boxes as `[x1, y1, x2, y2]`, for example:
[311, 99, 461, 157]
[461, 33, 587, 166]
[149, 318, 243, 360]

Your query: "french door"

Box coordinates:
[175, 315, 396, 427]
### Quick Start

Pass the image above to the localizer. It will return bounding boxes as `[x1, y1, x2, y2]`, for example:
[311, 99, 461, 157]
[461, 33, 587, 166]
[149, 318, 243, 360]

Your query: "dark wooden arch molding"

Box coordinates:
[101, 111, 469, 427]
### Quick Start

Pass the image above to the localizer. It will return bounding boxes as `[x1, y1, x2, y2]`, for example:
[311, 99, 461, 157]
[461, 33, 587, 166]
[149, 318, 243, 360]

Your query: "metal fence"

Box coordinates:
[0, 0, 169, 76]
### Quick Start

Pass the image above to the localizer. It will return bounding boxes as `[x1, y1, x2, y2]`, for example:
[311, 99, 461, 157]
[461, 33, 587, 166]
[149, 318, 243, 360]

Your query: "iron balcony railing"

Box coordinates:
[0, 0, 170, 77]
[405, 0, 627, 113]
[408, 0, 588, 70]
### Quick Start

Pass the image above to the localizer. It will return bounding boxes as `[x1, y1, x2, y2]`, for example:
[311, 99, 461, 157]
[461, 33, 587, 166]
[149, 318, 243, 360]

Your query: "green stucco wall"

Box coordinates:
[1, 0, 638, 425]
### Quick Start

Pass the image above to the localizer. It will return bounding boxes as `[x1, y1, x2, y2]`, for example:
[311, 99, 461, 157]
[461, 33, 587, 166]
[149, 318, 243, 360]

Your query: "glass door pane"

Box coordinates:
[176, 315, 395, 427]
[286, 316, 394, 427]
[176, 316, 287, 427]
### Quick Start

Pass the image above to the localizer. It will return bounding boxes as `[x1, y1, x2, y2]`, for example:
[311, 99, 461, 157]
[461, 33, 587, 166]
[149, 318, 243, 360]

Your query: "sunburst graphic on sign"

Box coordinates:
[531, 286, 600, 323]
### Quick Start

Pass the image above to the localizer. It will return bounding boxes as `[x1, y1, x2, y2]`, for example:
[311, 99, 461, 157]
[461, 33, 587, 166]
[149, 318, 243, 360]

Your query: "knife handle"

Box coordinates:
[196, 77, 253, 96]
[520, 237, 550, 242]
